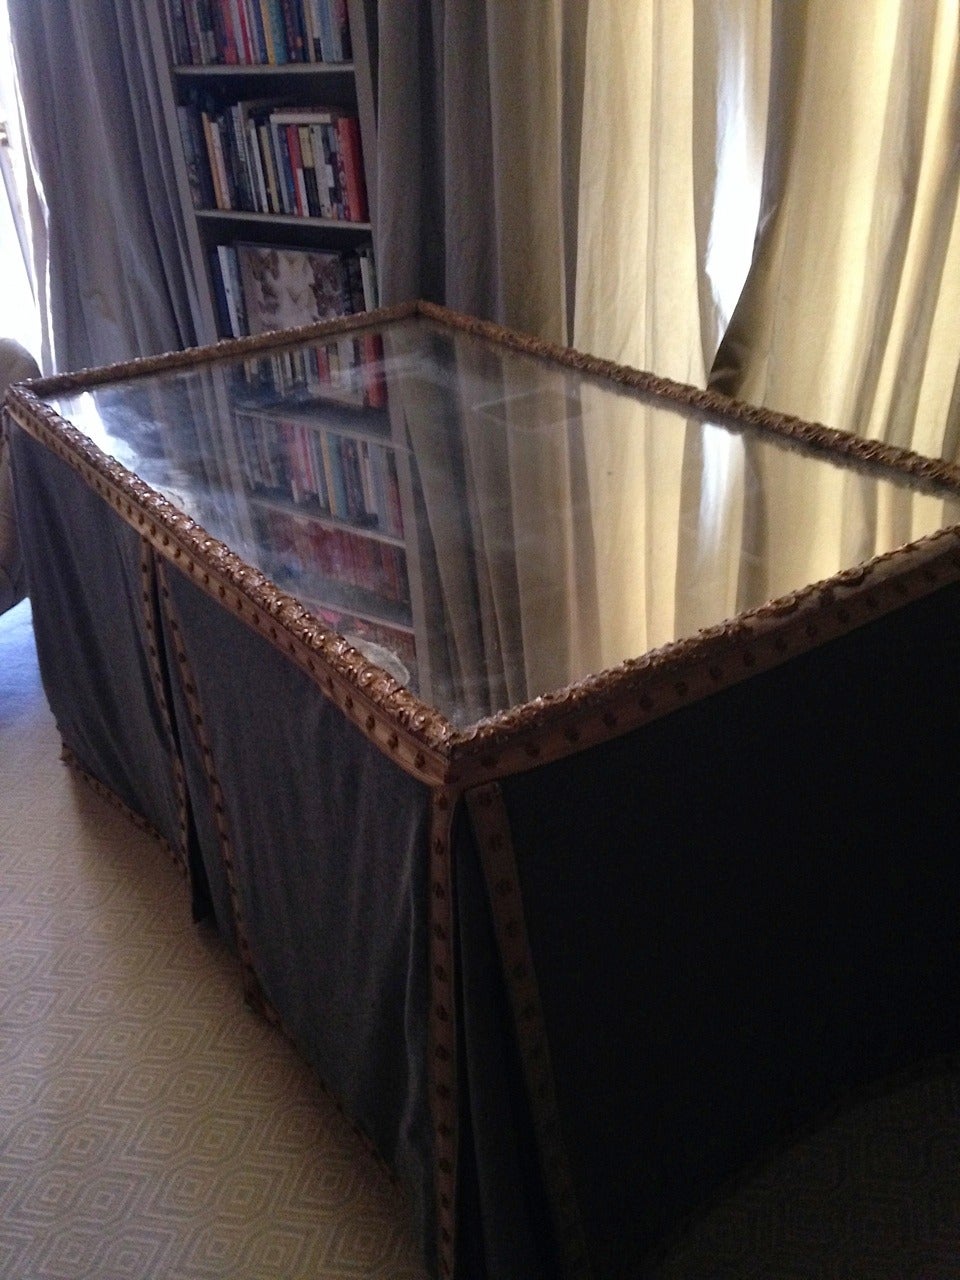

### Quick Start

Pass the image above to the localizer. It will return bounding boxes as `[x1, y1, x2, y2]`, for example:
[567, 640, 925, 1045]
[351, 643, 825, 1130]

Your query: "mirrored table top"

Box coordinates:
[34, 309, 960, 730]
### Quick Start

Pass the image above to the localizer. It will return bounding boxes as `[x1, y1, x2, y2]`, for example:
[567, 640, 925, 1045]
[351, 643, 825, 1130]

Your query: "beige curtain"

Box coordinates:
[573, 0, 960, 652]
[572, 1, 770, 656]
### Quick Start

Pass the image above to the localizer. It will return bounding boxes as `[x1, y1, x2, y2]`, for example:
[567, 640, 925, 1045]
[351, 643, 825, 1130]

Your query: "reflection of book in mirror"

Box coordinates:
[235, 243, 353, 334]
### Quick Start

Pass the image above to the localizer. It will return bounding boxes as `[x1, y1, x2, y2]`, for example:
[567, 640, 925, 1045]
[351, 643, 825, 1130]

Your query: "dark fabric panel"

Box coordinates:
[155, 594, 236, 942]
[161, 565, 436, 1269]
[9, 426, 183, 857]
[452, 814, 557, 1279]
[500, 584, 960, 1278]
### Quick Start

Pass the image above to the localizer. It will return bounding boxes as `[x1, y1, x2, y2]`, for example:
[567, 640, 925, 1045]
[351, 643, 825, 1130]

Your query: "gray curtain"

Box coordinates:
[375, 0, 587, 343]
[8, 0, 197, 371]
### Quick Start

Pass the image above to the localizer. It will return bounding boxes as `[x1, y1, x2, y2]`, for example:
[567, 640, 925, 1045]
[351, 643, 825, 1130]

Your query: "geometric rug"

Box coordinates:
[0, 599, 427, 1279]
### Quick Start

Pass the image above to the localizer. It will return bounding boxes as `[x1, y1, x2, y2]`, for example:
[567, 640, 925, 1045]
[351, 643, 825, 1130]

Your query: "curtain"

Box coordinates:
[375, 0, 586, 345]
[713, 0, 960, 599]
[7, 0, 197, 372]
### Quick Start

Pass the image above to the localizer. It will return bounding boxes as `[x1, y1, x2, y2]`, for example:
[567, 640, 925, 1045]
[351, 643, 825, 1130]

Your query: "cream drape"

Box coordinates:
[572, 0, 769, 658]
[715, 0, 960, 601]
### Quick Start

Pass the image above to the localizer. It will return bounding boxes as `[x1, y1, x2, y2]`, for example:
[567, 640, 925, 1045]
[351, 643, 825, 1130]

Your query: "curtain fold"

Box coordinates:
[713, 0, 960, 454]
[375, 0, 583, 343]
[8, 0, 196, 371]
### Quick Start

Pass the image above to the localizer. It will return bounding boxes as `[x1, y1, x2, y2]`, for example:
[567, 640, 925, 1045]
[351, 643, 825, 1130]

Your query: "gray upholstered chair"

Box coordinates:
[0, 338, 41, 615]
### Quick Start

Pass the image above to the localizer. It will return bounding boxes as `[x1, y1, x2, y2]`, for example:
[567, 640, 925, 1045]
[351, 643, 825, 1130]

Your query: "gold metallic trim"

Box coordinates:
[17, 300, 420, 398]
[427, 787, 460, 1280]
[156, 559, 267, 1012]
[415, 301, 960, 494]
[60, 743, 187, 884]
[139, 540, 190, 876]
[465, 783, 593, 1280]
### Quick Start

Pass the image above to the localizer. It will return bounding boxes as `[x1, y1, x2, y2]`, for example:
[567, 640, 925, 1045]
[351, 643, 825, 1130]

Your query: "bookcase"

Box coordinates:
[144, 0, 378, 348]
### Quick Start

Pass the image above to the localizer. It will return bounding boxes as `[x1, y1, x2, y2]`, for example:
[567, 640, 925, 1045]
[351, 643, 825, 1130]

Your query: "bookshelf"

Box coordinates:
[144, 0, 378, 348]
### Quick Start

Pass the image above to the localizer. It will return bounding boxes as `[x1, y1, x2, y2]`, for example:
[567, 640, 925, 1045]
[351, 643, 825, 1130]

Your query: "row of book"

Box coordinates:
[165, 0, 350, 67]
[178, 100, 366, 222]
[235, 409, 404, 536]
[258, 506, 410, 605]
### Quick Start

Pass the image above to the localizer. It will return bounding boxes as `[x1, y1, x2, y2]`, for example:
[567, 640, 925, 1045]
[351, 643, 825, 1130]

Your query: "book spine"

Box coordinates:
[327, 122, 348, 219]
[195, 0, 217, 63]
[307, 123, 332, 217]
[298, 125, 321, 217]
[270, 117, 294, 213]
[333, 0, 350, 60]
[266, 0, 289, 62]
[279, 0, 306, 63]
[357, 244, 378, 310]
[300, 0, 317, 62]
[314, 0, 335, 62]
[216, 244, 242, 336]
[257, 0, 277, 62]
[209, 247, 232, 335]
[258, 121, 280, 212]
[229, 105, 253, 209]
[176, 105, 201, 207]
[201, 111, 227, 208]
[165, 0, 194, 64]
[335, 116, 366, 221]
[212, 0, 236, 63]
[243, 0, 266, 61]
[285, 124, 308, 216]
[232, 0, 254, 62]
[246, 118, 268, 212]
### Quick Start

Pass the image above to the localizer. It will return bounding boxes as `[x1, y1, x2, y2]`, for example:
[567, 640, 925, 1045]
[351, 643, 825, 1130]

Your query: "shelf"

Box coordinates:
[196, 209, 372, 233]
[250, 492, 406, 547]
[173, 62, 355, 75]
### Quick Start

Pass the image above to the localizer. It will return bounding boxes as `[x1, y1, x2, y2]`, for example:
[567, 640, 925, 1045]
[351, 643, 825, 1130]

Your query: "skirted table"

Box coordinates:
[7, 302, 960, 1279]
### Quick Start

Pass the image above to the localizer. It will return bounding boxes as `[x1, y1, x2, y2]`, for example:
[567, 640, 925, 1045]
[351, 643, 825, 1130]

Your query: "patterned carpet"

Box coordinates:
[3, 597, 960, 1279]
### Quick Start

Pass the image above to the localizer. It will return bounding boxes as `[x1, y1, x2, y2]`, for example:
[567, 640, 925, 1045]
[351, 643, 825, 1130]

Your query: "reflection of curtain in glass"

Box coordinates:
[456, 336, 601, 704]
[578, 389, 686, 663]
[384, 327, 601, 721]
[382, 330, 491, 723]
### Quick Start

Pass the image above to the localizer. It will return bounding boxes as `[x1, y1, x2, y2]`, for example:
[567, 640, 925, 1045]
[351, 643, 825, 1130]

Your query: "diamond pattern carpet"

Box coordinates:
[4, 597, 960, 1279]
[0, 601, 427, 1279]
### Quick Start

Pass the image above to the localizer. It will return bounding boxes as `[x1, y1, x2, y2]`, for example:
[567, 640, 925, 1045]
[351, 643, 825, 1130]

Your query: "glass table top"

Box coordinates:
[44, 315, 960, 728]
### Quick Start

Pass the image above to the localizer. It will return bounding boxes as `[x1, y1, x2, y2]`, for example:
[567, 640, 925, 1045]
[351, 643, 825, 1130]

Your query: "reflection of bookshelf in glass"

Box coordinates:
[224, 332, 421, 693]
[145, 0, 378, 346]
